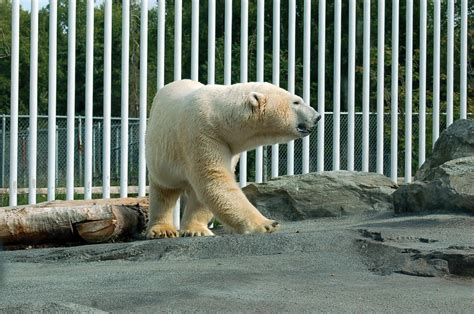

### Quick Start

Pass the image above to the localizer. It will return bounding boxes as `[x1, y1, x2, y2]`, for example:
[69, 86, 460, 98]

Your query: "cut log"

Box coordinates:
[0, 198, 148, 246]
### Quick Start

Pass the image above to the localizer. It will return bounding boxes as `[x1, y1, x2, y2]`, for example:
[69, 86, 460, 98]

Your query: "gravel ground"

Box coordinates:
[1, 212, 473, 313]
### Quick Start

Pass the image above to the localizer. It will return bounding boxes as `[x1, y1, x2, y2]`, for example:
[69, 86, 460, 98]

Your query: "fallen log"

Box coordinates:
[0, 198, 148, 246]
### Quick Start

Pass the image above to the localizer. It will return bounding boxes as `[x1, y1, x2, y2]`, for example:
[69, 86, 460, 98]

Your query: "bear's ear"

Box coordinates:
[248, 92, 266, 111]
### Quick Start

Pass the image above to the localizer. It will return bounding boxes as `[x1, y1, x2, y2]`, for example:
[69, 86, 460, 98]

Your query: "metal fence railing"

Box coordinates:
[4, 0, 472, 213]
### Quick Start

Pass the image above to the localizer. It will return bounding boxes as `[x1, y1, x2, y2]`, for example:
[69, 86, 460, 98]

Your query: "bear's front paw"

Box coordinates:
[146, 223, 179, 239]
[247, 219, 280, 234]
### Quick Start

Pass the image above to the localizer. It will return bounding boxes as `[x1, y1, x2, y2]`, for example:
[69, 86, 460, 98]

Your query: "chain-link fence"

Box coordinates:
[1, 112, 463, 194]
[0, 115, 141, 192]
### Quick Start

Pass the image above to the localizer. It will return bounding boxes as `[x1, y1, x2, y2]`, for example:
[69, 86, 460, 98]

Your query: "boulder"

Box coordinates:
[242, 171, 397, 221]
[416, 119, 474, 181]
[393, 156, 474, 214]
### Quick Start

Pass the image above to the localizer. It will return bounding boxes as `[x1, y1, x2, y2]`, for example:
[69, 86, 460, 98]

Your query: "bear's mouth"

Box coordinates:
[297, 124, 312, 137]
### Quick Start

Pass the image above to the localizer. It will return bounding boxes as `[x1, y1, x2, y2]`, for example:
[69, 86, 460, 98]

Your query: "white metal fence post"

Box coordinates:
[191, 0, 199, 81]
[103, 0, 112, 199]
[419, 0, 427, 167]
[29, 0, 39, 204]
[67, 0, 76, 200]
[390, 0, 399, 182]
[333, 0, 341, 171]
[9, 0, 20, 206]
[460, 0, 468, 120]
[138, 0, 148, 198]
[405, 0, 413, 183]
[48, 0, 58, 201]
[317, 0, 326, 172]
[157, 0, 166, 89]
[376, 0, 384, 174]
[120, 0, 130, 198]
[446, 0, 454, 127]
[347, 0, 356, 172]
[224, 0, 232, 86]
[84, 0, 94, 200]
[433, 0, 440, 146]
[208, 0, 216, 84]
[174, 0, 182, 81]
[362, 0, 370, 172]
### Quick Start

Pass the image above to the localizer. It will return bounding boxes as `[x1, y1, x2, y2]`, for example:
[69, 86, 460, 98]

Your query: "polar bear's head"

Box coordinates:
[213, 82, 320, 153]
[247, 90, 320, 138]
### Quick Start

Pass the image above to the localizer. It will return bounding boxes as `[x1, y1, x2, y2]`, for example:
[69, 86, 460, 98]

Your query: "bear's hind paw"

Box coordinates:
[180, 227, 215, 237]
[146, 223, 179, 239]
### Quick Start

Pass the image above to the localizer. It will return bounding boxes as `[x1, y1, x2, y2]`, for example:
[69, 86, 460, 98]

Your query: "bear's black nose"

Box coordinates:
[314, 114, 322, 124]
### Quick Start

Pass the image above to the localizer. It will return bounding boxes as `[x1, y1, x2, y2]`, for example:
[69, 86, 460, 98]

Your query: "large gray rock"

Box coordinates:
[416, 119, 474, 181]
[393, 156, 474, 214]
[243, 171, 397, 220]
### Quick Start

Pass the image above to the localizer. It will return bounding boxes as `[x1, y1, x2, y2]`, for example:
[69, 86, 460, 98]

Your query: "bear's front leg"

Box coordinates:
[189, 165, 279, 235]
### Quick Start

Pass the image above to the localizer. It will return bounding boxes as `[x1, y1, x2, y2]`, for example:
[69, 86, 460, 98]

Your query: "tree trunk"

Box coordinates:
[0, 198, 148, 246]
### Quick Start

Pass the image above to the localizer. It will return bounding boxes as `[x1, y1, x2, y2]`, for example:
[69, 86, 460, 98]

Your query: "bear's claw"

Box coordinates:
[146, 223, 179, 239]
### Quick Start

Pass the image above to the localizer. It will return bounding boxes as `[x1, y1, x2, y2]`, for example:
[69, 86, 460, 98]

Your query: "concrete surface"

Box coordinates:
[1, 212, 473, 313]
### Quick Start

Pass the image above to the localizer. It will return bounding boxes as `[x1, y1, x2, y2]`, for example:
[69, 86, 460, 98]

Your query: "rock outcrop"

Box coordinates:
[393, 157, 474, 213]
[243, 171, 397, 221]
[393, 119, 474, 214]
[415, 119, 474, 181]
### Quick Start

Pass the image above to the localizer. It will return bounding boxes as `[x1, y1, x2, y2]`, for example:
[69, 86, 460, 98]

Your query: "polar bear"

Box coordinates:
[145, 80, 320, 238]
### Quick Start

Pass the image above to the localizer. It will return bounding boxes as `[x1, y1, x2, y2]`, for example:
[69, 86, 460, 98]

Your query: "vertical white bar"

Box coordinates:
[224, 0, 232, 85]
[138, 0, 148, 197]
[432, 0, 440, 146]
[157, 0, 165, 89]
[405, 0, 413, 183]
[302, 0, 311, 174]
[174, 0, 182, 81]
[191, 0, 199, 81]
[390, 0, 399, 182]
[446, 0, 454, 127]
[84, 0, 94, 200]
[347, 0, 355, 171]
[29, 0, 39, 204]
[419, 0, 427, 167]
[271, 0, 280, 178]
[376, 0, 384, 174]
[239, 0, 248, 187]
[317, 0, 326, 172]
[287, 0, 296, 175]
[255, 0, 264, 182]
[460, 0, 467, 120]
[333, 0, 341, 171]
[67, 0, 76, 200]
[103, 0, 112, 199]
[120, 0, 130, 198]
[208, 0, 216, 84]
[362, 0, 370, 172]
[48, 0, 57, 201]
[9, 0, 19, 206]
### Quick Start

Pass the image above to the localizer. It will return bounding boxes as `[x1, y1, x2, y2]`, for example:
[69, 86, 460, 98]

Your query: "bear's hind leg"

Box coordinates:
[180, 189, 215, 237]
[146, 182, 181, 239]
